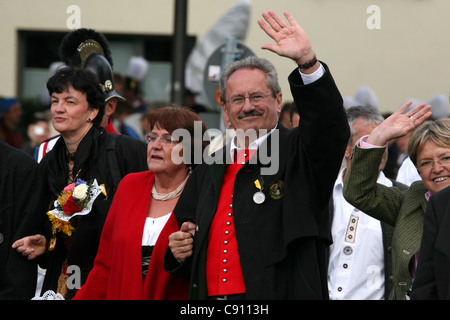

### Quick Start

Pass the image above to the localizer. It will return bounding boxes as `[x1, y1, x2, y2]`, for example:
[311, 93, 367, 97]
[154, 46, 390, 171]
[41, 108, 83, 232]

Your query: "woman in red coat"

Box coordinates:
[74, 106, 208, 299]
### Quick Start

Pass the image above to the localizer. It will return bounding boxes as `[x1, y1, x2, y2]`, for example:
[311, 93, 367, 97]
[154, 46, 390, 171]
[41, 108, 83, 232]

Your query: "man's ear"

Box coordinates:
[276, 92, 283, 115]
[222, 103, 231, 124]
[104, 99, 117, 117]
[344, 143, 353, 160]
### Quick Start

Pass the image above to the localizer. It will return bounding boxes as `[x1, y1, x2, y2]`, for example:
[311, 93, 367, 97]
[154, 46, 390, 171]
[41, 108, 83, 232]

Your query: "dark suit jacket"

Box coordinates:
[411, 186, 450, 300]
[41, 127, 148, 299]
[165, 63, 349, 299]
[2, 127, 148, 300]
[0, 142, 50, 299]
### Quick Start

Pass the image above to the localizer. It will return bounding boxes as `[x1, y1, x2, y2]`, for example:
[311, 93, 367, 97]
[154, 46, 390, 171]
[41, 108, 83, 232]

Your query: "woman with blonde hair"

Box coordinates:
[343, 102, 450, 299]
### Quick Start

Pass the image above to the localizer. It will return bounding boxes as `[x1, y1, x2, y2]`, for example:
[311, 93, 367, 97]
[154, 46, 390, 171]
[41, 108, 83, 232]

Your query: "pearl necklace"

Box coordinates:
[151, 172, 190, 201]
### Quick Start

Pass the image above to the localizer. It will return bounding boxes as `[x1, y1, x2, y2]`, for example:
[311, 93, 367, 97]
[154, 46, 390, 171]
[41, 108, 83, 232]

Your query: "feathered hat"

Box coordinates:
[124, 56, 149, 96]
[58, 28, 123, 101]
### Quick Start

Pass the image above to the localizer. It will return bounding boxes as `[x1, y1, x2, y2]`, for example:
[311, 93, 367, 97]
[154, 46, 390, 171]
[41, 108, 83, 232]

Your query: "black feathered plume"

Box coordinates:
[59, 28, 113, 68]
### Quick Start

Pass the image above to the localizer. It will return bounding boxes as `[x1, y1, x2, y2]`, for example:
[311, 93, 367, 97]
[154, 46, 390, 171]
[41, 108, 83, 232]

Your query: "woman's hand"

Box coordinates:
[12, 235, 47, 260]
[367, 101, 432, 146]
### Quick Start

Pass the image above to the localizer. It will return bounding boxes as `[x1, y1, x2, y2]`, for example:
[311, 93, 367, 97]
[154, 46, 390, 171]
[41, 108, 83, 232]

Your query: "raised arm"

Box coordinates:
[343, 102, 431, 226]
[258, 10, 320, 74]
[366, 101, 432, 146]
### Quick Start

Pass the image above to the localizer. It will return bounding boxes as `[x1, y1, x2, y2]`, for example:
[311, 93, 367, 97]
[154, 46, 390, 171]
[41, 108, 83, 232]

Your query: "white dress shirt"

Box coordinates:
[396, 156, 421, 186]
[328, 167, 393, 300]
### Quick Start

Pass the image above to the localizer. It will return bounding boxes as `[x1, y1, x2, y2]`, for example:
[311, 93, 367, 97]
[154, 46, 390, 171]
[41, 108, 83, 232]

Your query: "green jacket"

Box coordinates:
[343, 144, 428, 300]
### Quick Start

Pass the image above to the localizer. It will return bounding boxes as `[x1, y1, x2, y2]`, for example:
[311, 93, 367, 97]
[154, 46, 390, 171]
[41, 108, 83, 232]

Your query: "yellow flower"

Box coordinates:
[47, 212, 75, 236]
[58, 190, 72, 206]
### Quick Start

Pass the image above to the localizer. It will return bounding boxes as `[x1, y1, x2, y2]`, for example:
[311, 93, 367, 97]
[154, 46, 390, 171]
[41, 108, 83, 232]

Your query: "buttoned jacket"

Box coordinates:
[343, 144, 428, 300]
[328, 189, 397, 300]
[165, 63, 350, 299]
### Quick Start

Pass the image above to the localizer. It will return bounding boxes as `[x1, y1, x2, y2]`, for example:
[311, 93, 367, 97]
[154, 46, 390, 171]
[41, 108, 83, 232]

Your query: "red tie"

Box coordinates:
[236, 149, 256, 164]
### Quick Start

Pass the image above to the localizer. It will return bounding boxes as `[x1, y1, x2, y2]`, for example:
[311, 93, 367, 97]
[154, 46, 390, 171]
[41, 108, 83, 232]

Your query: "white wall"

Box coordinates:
[1, 0, 449, 113]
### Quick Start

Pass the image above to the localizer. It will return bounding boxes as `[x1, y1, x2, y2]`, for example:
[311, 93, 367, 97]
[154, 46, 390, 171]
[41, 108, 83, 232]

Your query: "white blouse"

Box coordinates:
[141, 212, 172, 246]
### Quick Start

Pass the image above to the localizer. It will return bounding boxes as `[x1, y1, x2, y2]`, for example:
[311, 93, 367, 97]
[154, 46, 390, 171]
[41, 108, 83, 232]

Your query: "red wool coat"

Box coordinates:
[74, 171, 189, 300]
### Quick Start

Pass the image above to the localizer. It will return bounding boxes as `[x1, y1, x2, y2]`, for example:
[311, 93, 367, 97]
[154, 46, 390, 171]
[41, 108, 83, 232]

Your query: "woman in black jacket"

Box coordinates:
[12, 67, 148, 299]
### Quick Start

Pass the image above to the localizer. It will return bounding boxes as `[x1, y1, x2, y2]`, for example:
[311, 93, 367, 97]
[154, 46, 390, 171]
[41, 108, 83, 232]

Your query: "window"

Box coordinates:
[18, 30, 196, 104]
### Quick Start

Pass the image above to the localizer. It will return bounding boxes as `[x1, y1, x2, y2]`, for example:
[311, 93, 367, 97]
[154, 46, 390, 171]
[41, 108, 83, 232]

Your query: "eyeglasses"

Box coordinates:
[146, 133, 175, 146]
[224, 93, 274, 107]
[417, 155, 450, 172]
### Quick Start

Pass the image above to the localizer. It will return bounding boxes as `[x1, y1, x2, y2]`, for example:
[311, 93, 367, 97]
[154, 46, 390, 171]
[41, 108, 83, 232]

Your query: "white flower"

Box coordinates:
[73, 183, 88, 200]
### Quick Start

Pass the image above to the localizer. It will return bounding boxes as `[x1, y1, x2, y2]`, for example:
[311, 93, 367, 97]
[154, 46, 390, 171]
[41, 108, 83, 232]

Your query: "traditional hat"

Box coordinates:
[427, 94, 449, 120]
[402, 95, 449, 120]
[59, 28, 113, 69]
[84, 54, 125, 101]
[58, 28, 123, 101]
[344, 86, 379, 110]
[124, 56, 149, 95]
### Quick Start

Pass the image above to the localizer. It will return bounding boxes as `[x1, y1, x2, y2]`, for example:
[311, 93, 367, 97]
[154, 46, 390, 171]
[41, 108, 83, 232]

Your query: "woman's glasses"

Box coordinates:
[146, 133, 174, 146]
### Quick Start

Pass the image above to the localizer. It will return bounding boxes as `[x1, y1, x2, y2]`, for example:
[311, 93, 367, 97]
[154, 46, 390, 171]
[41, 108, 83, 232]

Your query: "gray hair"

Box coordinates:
[219, 56, 281, 103]
[346, 105, 384, 145]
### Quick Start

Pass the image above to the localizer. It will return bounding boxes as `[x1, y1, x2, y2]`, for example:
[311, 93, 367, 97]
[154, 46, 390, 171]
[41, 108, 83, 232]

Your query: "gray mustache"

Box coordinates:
[237, 111, 263, 119]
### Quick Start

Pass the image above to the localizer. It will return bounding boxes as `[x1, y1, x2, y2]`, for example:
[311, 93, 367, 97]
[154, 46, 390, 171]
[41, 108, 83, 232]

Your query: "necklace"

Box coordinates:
[66, 149, 76, 183]
[66, 149, 76, 161]
[151, 172, 190, 201]
[65, 148, 82, 184]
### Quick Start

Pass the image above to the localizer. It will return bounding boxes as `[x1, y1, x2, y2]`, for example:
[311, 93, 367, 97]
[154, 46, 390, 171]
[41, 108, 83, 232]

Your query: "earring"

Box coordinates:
[87, 118, 91, 122]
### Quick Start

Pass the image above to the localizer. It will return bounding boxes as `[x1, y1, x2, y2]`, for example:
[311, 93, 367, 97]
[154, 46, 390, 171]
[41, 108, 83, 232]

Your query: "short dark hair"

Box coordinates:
[47, 67, 105, 127]
[147, 105, 209, 168]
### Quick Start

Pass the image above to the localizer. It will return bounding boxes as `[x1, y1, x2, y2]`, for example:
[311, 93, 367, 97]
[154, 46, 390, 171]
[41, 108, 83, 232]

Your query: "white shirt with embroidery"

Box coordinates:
[328, 167, 392, 300]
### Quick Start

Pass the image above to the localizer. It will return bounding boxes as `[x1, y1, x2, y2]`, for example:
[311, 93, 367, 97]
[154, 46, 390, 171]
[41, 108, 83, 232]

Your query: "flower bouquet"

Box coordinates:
[32, 290, 65, 300]
[47, 179, 104, 250]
